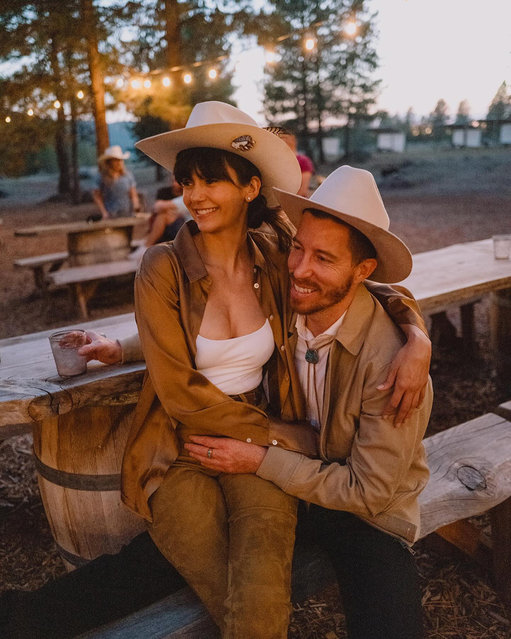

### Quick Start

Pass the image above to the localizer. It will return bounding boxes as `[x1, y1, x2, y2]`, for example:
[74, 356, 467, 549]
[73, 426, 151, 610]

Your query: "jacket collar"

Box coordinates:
[333, 285, 374, 356]
[173, 220, 269, 283]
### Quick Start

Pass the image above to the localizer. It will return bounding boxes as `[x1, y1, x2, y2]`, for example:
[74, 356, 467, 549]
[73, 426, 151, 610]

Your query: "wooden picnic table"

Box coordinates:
[2, 238, 510, 434]
[15, 214, 149, 266]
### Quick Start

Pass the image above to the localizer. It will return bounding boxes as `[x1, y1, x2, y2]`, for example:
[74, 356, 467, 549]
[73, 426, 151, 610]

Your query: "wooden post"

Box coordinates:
[490, 289, 511, 393]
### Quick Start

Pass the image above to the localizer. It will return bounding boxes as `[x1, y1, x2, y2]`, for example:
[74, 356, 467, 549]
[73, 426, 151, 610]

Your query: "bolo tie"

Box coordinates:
[304, 337, 334, 429]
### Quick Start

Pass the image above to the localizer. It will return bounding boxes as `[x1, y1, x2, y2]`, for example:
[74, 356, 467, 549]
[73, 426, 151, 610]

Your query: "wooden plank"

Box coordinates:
[14, 251, 69, 268]
[401, 239, 511, 313]
[490, 498, 511, 605]
[495, 401, 511, 420]
[418, 412, 511, 538]
[47, 260, 138, 287]
[14, 214, 149, 237]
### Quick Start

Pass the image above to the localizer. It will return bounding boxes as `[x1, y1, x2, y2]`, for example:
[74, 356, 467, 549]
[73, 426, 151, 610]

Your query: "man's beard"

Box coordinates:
[289, 273, 354, 315]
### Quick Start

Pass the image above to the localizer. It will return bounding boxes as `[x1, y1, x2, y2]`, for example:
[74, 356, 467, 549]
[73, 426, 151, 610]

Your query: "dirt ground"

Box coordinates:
[1, 147, 511, 637]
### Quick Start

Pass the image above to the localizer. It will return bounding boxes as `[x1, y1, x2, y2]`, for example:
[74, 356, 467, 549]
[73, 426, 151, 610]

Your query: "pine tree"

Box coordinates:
[261, 0, 379, 162]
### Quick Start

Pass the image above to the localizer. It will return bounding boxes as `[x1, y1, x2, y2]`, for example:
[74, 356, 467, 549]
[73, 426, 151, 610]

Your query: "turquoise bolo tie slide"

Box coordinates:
[305, 349, 319, 364]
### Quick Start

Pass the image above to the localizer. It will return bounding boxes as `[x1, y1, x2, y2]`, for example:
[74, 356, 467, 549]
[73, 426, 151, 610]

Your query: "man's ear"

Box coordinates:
[354, 258, 377, 283]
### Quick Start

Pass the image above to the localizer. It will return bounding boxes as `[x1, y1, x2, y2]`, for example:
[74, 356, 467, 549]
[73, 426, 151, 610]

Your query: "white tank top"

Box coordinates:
[195, 319, 274, 395]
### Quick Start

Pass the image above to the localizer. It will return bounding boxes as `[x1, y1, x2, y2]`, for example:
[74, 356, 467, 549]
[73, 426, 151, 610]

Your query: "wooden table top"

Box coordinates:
[0, 314, 143, 427]
[14, 213, 150, 237]
[1, 238, 510, 429]
[400, 239, 511, 312]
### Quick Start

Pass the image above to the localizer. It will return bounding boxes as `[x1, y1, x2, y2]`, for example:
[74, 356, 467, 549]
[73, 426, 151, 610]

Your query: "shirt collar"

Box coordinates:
[295, 311, 346, 345]
[293, 285, 376, 356]
[172, 220, 268, 282]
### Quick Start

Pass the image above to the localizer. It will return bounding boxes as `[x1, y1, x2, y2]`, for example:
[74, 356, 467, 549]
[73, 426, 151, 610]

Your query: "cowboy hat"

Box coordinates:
[135, 101, 301, 206]
[274, 165, 412, 283]
[98, 145, 130, 162]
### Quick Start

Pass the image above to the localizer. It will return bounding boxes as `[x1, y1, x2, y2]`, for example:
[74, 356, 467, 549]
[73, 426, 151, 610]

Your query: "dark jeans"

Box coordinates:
[0, 532, 185, 638]
[297, 504, 424, 639]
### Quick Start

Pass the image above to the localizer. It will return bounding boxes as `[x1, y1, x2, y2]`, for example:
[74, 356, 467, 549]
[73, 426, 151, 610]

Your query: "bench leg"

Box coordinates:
[460, 302, 476, 356]
[490, 498, 511, 610]
[73, 282, 98, 320]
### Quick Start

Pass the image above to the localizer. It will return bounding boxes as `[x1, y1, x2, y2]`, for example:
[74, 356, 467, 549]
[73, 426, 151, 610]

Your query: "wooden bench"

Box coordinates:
[14, 252, 69, 290]
[46, 259, 138, 320]
[80, 410, 511, 638]
[15, 242, 144, 295]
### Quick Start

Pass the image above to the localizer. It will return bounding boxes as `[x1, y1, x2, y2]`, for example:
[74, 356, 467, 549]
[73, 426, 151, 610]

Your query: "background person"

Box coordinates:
[92, 145, 141, 219]
[280, 129, 315, 197]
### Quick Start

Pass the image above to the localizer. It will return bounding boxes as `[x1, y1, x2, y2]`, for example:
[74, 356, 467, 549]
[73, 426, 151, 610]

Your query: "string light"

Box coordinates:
[183, 72, 192, 84]
[76, 90, 84, 99]
[53, 100, 61, 109]
[162, 76, 171, 87]
[27, 108, 34, 116]
[343, 19, 358, 37]
[116, 78, 125, 88]
[143, 79, 152, 88]
[304, 36, 316, 52]
[5, 116, 11, 123]
[264, 49, 278, 64]
[131, 79, 141, 89]
[208, 68, 218, 80]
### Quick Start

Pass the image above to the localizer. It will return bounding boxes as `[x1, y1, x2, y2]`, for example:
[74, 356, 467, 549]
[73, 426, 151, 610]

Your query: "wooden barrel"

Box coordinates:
[32, 404, 146, 571]
[67, 227, 133, 266]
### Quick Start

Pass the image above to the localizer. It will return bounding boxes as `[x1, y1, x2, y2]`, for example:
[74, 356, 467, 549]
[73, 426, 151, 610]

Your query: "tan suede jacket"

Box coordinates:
[257, 285, 433, 544]
[121, 222, 427, 522]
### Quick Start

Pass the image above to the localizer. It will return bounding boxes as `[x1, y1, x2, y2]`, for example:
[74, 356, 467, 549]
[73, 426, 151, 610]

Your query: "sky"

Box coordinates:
[233, 0, 511, 124]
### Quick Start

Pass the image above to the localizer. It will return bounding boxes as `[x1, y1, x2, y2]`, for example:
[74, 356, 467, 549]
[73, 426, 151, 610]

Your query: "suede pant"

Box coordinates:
[149, 464, 298, 639]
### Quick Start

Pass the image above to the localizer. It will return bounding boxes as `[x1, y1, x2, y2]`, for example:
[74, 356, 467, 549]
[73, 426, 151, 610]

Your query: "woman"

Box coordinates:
[120, 102, 428, 638]
[92, 145, 140, 219]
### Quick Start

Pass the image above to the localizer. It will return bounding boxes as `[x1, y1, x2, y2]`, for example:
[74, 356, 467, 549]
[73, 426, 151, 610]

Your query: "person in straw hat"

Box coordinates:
[92, 145, 141, 218]
[186, 165, 433, 639]
[0, 104, 430, 639]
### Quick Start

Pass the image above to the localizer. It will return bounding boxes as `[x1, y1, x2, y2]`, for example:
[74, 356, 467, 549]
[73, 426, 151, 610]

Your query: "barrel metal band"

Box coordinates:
[34, 455, 121, 491]
[55, 542, 90, 567]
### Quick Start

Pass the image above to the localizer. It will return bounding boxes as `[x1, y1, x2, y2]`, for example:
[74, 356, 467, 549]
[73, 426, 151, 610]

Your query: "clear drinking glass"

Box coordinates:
[49, 329, 88, 377]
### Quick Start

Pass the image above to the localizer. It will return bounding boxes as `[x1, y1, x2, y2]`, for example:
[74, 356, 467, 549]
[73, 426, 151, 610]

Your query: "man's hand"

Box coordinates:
[378, 324, 431, 426]
[77, 330, 123, 365]
[185, 436, 267, 473]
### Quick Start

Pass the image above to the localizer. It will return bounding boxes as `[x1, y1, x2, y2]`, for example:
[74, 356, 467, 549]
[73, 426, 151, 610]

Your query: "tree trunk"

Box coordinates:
[49, 37, 71, 195]
[164, 0, 188, 128]
[55, 109, 71, 195]
[81, 0, 109, 157]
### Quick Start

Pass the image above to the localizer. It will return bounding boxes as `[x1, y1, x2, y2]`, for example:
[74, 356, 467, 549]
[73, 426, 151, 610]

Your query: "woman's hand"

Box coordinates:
[77, 331, 123, 365]
[378, 324, 432, 426]
[185, 435, 267, 473]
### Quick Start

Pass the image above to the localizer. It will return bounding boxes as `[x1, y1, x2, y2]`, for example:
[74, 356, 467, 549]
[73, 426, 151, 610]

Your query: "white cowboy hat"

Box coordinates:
[274, 165, 412, 283]
[99, 145, 130, 162]
[135, 101, 301, 206]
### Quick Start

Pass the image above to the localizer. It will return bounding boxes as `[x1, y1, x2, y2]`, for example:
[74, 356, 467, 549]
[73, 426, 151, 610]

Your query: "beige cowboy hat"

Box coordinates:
[274, 165, 412, 283]
[135, 101, 301, 206]
[99, 145, 130, 162]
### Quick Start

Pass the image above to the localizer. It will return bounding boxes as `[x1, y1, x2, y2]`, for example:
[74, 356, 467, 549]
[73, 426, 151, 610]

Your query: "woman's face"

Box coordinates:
[181, 166, 260, 234]
[107, 158, 123, 172]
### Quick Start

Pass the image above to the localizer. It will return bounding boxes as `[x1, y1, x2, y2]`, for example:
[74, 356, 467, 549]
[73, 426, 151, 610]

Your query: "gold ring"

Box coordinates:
[207, 448, 213, 459]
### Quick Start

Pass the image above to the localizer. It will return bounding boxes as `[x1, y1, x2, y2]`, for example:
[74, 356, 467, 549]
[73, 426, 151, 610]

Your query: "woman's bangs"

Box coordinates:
[174, 148, 233, 184]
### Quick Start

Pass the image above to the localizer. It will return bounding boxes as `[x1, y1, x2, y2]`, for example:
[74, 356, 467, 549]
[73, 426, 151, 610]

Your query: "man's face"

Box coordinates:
[287, 212, 371, 320]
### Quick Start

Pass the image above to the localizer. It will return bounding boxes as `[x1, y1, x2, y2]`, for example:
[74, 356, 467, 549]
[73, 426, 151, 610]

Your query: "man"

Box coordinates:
[280, 129, 315, 197]
[185, 165, 433, 639]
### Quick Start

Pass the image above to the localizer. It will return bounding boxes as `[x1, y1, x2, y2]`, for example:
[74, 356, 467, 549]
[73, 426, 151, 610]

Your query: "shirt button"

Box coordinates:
[269, 314, 274, 321]
[280, 345, 285, 351]
[246, 438, 252, 443]
[272, 440, 278, 446]
[253, 282, 260, 289]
